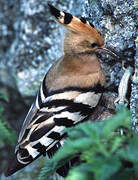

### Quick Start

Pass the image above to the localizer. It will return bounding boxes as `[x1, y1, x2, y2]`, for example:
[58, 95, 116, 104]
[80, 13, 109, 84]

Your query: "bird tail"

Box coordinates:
[5, 155, 27, 177]
[5, 152, 41, 177]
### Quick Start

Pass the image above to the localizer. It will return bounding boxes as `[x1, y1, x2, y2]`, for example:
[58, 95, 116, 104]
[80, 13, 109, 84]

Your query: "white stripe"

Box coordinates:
[44, 96, 52, 102]
[26, 125, 38, 139]
[51, 125, 65, 133]
[17, 153, 29, 165]
[21, 102, 35, 129]
[28, 114, 44, 127]
[34, 116, 54, 131]
[44, 91, 80, 102]
[54, 111, 82, 122]
[40, 84, 46, 102]
[73, 115, 86, 124]
[60, 11, 65, 17]
[59, 11, 65, 23]
[75, 92, 101, 107]
[35, 94, 40, 109]
[46, 125, 65, 137]
[40, 106, 66, 112]
[25, 144, 39, 158]
[46, 140, 58, 151]
[19, 154, 29, 160]
[60, 138, 65, 146]
[39, 136, 53, 146]
[74, 16, 82, 22]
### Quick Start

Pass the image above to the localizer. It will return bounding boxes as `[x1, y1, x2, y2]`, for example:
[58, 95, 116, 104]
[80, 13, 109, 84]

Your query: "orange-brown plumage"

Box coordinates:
[46, 54, 105, 91]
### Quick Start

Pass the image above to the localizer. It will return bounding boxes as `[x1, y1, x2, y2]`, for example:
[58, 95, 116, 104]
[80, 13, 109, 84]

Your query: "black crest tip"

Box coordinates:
[48, 3, 61, 19]
[63, 12, 73, 24]
[80, 17, 87, 24]
[89, 22, 95, 28]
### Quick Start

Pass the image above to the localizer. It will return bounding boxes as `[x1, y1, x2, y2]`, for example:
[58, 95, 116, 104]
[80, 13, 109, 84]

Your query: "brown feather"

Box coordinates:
[63, 16, 104, 45]
[46, 54, 105, 91]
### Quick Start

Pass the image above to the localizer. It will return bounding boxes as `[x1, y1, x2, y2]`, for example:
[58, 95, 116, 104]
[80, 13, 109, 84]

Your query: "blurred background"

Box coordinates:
[0, 0, 137, 179]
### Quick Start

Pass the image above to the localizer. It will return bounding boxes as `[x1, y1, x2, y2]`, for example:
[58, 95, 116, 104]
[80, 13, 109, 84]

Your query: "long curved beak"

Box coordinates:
[97, 46, 123, 62]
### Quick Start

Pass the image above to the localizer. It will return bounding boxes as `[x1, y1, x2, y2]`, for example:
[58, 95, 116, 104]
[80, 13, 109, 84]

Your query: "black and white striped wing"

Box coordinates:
[17, 86, 101, 159]
[6, 75, 102, 176]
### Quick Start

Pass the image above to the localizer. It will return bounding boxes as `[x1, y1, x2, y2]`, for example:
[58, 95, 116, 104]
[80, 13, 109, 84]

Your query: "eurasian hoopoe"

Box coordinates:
[5, 4, 121, 177]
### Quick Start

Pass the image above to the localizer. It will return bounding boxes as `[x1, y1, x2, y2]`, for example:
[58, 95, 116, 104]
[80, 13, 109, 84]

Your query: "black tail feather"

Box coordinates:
[5, 155, 27, 177]
[5, 153, 41, 177]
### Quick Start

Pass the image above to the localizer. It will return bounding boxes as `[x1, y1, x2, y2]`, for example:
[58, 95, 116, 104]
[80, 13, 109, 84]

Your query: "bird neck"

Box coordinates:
[46, 52, 105, 92]
[59, 53, 105, 87]
[62, 53, 102, 75]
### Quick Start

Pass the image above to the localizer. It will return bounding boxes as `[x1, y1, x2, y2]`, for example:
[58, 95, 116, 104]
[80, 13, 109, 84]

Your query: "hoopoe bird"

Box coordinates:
[5, 4, 121, 177]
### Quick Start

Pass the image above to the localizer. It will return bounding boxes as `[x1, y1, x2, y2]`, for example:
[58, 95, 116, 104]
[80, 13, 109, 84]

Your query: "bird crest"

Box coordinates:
[48, 4, 104, 47]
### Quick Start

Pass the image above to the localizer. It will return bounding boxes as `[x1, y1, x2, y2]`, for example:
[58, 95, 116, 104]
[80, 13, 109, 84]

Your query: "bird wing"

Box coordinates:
[17, 82, 102, 159]
[5, 73, 102, 176]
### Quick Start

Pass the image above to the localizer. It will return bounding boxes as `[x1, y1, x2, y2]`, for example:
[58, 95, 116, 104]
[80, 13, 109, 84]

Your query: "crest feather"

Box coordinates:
[48, 4, 103, 45]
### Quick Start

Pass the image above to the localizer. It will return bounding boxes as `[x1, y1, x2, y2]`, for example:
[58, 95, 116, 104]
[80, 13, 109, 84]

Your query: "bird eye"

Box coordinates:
[91, 43, 98, 48]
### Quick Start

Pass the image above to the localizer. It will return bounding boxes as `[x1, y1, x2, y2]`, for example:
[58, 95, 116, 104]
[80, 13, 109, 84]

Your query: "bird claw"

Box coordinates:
[114, 97, 128, 106]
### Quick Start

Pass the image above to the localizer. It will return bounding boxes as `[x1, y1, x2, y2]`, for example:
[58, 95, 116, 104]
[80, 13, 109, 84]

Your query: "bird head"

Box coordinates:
[48, 4, 122, 60]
